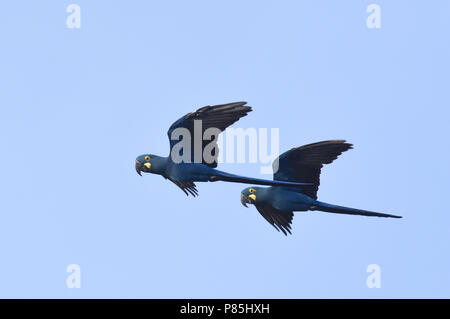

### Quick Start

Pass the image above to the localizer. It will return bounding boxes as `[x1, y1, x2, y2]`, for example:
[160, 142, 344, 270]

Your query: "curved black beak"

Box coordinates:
[135, 160, 143, 176]
[240, 193, 249, 207]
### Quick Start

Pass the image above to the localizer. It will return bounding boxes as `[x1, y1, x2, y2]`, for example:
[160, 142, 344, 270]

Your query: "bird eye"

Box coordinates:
[249, 188, 255, 193]
[145, 156, 150, 161]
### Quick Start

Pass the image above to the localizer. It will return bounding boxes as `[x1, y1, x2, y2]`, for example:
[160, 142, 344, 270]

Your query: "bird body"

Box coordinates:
[263, 187, 315, 212]
[152, 156, 214, 182]
[240, 140, 402, 235]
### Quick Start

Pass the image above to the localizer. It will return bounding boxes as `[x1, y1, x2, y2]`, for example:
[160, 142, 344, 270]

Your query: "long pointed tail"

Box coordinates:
[311, 201, 402, 218]
[211, 171, 312, 187]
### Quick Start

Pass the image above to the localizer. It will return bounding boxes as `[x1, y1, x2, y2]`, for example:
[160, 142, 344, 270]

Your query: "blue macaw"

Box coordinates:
[240, 140, 402, 235]
[135, 102, 310, 196]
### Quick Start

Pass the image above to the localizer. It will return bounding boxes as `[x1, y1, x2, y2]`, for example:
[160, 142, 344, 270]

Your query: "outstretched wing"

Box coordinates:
[167, 102, 252, 168]
[167, 177, 199, 197]
[273, 140, 353, 199]
[255, 204, 293, 236]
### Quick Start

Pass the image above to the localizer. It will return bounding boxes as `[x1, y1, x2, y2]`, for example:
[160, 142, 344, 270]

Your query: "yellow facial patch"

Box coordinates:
[144, 163, 151, 169]
[248, 194, 256, 201]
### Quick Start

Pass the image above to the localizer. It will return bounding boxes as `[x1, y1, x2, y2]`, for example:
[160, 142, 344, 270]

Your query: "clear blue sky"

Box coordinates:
[0, 1, 449, 298]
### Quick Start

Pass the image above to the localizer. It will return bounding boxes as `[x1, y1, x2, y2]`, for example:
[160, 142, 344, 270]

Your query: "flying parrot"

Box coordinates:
[240, 140, 402, 235]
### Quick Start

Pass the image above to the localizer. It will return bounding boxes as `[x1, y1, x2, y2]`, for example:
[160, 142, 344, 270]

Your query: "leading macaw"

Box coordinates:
[240, 140, 402, 235]
[135, 102, 310, 196]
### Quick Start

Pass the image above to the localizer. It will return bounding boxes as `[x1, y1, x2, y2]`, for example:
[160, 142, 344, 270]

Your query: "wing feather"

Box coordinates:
[273, 140, 353, 199]
[255, 204, 293, 236]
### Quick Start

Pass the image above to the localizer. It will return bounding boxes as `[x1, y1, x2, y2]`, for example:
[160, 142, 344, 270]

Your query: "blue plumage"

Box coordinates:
[135, 102, 311, 196]
[240, 140, 402, 235]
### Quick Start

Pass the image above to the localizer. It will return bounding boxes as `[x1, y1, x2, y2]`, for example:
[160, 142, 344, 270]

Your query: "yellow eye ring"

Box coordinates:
[249, 188, 255, 193]
[145, 156, 150, 161]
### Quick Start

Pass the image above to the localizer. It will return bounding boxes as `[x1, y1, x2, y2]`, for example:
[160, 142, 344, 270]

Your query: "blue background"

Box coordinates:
[0, 1, 449, 298]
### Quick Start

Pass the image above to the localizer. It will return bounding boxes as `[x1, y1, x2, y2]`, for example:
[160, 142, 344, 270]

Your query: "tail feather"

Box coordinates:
[211, 171, 312, 187]
[311, 201, 402, 218]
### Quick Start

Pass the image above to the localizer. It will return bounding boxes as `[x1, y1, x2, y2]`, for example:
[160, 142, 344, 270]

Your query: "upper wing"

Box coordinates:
[167, 102, 252, 168]
[273, 140, 353, 199]
[255, 204, 293, 236]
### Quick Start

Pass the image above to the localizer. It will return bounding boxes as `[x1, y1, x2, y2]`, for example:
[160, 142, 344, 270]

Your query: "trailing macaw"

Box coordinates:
[240, 140, 402, 235]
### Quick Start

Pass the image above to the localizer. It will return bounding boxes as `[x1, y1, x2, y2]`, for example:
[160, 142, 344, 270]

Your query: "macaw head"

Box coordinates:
[240, 187, 260, 207]
[135, 154, 162, 176]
